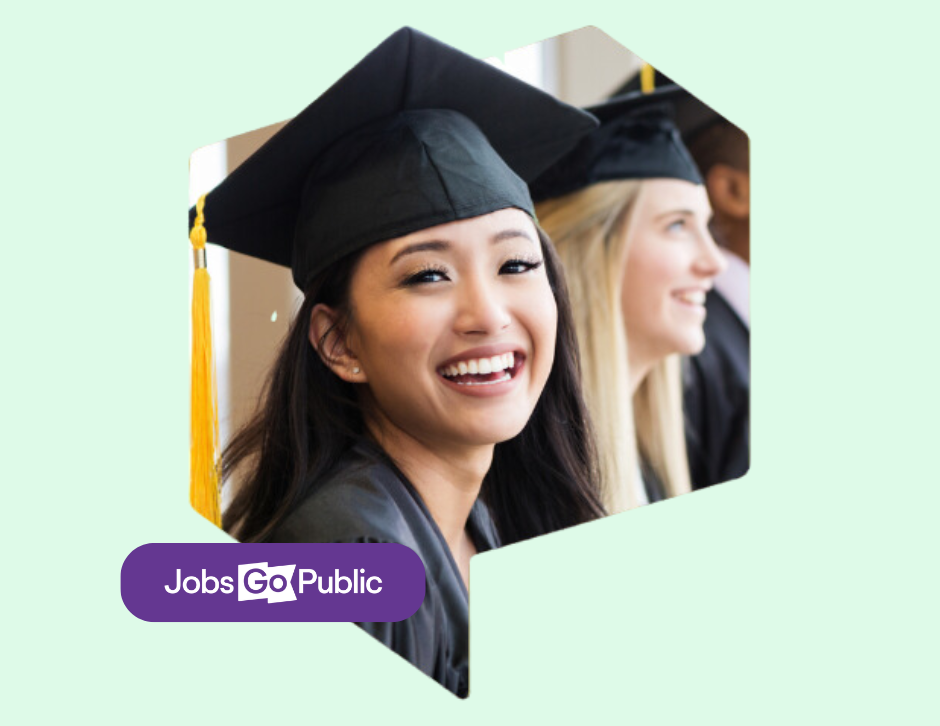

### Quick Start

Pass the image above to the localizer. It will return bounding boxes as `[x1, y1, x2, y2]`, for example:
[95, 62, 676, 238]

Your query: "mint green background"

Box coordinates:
[5, 2, 938, 723]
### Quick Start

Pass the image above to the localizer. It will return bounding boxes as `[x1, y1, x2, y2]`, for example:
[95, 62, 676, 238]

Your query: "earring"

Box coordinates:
[352, 367, 361, 374]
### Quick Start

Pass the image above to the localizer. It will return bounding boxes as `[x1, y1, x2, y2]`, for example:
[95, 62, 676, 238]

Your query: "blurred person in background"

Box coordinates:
[616, 70, 750, 487]
[532, 88, 726, 511]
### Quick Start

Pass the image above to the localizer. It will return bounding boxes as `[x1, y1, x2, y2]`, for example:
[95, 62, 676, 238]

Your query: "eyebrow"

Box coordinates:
[389, 240, 449, 265]
[389, 228, 537, 265]
[653, 209, 696, 220]
[493, 228, 537, 245]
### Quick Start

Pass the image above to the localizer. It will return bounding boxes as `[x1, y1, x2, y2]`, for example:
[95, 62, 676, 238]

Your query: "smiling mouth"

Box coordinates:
[673, 289, 707, 307]
[436, 352, 524, 386]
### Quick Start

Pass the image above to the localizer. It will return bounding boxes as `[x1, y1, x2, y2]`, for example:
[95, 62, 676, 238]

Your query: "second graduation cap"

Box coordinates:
[188, 27, 598, 290]
[529, 86, 703, 204]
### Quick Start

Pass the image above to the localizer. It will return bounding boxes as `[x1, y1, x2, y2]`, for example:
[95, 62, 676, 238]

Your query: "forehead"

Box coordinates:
[371, 207, 538, 260]
[639, 178, 710, 213]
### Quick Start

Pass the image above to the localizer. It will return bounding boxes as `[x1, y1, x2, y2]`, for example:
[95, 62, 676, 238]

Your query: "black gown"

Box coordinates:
[684, 289, 750, 488]
[269, 441, 500, 697]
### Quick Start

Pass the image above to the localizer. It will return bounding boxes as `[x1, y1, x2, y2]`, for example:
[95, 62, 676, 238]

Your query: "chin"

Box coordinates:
[458, 411, 532, 447]
[678, 336, 707, 356]
[664, 327, 707, 357]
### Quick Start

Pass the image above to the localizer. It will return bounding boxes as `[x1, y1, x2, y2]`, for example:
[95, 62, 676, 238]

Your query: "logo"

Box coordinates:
[122, 543, 426, 622]
[237, 562, 297, 603]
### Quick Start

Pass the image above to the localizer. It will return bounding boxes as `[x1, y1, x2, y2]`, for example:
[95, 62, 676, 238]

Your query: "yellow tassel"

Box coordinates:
[190, 194, 222, 526]
[640, 63, 655, 94]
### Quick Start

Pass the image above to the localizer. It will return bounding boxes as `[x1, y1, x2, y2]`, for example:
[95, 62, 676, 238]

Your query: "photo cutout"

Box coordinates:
[188, 25, 750, 697]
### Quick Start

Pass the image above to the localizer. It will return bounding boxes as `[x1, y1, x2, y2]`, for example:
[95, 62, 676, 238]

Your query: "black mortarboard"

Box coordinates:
[612, 69, 725, 143]
[528, 87, 703, 203]
[188, 27, 598, 290]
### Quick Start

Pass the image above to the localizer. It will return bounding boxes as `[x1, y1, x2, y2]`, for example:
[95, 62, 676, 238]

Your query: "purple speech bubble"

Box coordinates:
[121, 543, 425, 622]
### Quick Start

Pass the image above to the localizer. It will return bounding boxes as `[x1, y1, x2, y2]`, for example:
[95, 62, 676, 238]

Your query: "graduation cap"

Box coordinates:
[188, 26, 598, 290]
[529, 86, 703, 203]
[187, 27, 598, 525]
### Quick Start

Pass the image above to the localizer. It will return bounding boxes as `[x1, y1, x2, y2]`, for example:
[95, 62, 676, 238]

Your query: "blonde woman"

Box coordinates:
[532, 90, 726, 512]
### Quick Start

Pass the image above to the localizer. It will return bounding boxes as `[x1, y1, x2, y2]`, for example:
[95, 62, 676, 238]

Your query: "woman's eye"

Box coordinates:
[666, 219, 687, 233]
[402, 267, 449, 286]
[500, 258, 544, 275]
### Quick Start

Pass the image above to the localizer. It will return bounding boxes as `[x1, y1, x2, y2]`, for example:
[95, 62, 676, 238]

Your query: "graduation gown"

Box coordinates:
[684, 289, 750, 488]
[640, 459, 667, 504]
[269, 441, 500, 697]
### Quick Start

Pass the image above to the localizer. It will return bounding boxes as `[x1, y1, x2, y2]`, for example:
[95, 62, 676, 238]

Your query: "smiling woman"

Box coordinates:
[622, 179, 724, 375]
[323, 211, 557, 453]
[532, 87, 726, 511]
[189, 28, 603, 697]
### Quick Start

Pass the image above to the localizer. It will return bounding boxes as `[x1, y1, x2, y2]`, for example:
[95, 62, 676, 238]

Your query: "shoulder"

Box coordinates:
[269, 446, 419, 547]
[702, 292, 749, 359]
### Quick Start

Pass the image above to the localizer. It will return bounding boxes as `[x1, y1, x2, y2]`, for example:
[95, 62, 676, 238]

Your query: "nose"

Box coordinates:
[693, 228, 728, 279]
[453, 272, 512, 336]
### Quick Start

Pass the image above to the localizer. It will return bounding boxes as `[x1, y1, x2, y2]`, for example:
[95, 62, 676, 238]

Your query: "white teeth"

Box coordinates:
[675, 290, 706, 305]
[438, 353, 519, 379]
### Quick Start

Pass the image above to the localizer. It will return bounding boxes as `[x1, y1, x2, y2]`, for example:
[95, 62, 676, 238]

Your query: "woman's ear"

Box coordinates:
[705, 163, 750, 220]
[309, 304, 366, 383]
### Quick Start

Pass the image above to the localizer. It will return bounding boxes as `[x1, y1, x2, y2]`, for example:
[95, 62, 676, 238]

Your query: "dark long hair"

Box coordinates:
[221, 227, 605, 544]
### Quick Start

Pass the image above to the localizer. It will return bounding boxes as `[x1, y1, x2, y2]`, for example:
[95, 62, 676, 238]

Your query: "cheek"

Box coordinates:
[353, 298, 442, 372]
[517, 280, 558, 372]
[623, 243, 682, 315]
